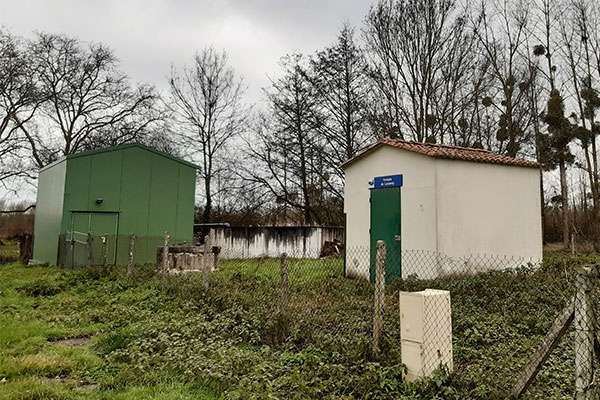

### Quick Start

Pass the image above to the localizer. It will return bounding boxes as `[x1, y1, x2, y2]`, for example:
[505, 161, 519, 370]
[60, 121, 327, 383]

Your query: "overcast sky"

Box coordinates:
[0, 0, 373, 203]
[1, 0, 373, 103]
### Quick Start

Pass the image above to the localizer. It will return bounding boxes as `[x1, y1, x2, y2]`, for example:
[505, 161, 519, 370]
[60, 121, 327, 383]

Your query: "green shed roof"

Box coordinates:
[64, 143, 200, 169]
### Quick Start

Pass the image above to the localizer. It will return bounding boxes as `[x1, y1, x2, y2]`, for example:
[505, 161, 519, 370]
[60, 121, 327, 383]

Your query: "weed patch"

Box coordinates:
[1, 252, 597, 399]
[17, 279, 66, 297]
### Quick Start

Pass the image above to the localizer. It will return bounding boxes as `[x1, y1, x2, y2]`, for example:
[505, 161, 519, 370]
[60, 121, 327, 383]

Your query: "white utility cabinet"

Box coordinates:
[399, 289, 452, 381]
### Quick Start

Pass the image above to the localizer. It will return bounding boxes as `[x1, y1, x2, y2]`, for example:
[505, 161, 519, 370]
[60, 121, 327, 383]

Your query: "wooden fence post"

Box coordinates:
[86, 232, 93, 268]
[372, 240, 386, 355]
[574, 267, 594, 400]
[19, 234, 33, 265]
[511, 297, 575, 397]
[161, 231, 169, 288]
[103, 234, 109, 267]
[203, 235, 210, 289]
[127, 233, 135, 279]
[280, 253, 289, 314]
[70, 235, 75, 270]
[511, 269, 599, 399]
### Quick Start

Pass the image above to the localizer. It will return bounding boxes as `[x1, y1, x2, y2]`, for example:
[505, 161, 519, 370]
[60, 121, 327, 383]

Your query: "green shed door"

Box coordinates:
[71, 212, 90, 235]
[370, 187, 401, 282]
[90, 213, 119, 237]
[71, 212, 119, 236]
[70, 212, 119, 265]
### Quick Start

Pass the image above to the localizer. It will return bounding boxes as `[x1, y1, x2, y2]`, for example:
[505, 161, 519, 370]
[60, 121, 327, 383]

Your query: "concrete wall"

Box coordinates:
[343, 146, 437, 279]
[435, 159, 542, 275]
[209, 226, 344, 259]
[32, 159, 67, 264]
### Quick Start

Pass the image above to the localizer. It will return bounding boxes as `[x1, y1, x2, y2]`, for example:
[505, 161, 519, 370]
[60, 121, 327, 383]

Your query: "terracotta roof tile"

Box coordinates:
[340, 138, 542, 169]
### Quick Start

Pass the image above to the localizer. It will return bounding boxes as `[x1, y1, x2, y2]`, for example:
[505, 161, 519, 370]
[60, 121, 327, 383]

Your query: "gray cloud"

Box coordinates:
[0, 0, 372, 103]
[0, 0, 372, 201]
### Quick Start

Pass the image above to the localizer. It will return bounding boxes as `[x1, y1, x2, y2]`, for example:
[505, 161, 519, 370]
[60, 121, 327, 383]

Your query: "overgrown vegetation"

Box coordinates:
[0, 238, 19, 264]
[0, 252, 596, 399]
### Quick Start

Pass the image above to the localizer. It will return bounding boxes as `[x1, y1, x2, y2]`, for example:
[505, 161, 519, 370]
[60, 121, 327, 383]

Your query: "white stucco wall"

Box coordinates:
[434, 159, 542, 275]
[343, 146, 437, 279]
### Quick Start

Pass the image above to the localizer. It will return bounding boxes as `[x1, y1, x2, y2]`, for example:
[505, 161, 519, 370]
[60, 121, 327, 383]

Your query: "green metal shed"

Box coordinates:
[32, 143, 198, 266]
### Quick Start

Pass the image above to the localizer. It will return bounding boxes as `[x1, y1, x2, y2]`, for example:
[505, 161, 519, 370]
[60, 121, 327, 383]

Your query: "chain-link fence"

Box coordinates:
[54, 231, 600, 398]
[211, 244, 599, 398]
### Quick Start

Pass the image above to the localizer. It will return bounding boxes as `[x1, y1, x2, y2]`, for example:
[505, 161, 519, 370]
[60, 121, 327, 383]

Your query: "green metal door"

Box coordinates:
[71, 213, 90, 236]
[90, 213, 119, 238]
[370, 187, 401, 282]
[70, 212, 119, 265]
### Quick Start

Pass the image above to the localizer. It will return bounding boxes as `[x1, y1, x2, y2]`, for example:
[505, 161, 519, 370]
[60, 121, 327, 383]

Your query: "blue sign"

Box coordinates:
[373, 174, 403, 189]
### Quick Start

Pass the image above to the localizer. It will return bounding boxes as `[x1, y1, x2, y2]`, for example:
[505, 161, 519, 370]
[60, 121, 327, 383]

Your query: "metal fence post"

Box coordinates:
[127, 233, 135, 279]
[162, 231, 169, 288]
[86, 232, 93, 268]
[280, 253, 289, 314]
[203, 235, 210, 289]
[574, 267, 594, 400]
[373, 240, 386, 355]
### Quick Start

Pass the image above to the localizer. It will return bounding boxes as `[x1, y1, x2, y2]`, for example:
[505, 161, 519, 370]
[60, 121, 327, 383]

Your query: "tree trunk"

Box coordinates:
[540, 172, 546, 245]
[590, 138, 600, 251]
[559, 160, 569, 250]
[581, 145, 600, 250]
[203, 176, 212, 225]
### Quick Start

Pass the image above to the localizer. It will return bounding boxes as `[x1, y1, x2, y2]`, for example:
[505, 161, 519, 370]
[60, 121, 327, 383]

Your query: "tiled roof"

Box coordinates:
[340, 138, 542, 169]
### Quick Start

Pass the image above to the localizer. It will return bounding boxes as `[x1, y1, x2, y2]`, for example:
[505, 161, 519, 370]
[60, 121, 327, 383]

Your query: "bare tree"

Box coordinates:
[527, 0, 574, 248]
[471, 0, 537, 157]
[168, 47, 247, 224]
[0, 30, 37, 187]
[13, 33, 161, 168]
[431, 15, 492, 147]
[559, 0, 600, 248]
[575, 0, 600, 220]
[364, 0, 466, 142]
[242, 55, 325, 225]
[542, 90, 575, 249]
[307, 24, 373, 198]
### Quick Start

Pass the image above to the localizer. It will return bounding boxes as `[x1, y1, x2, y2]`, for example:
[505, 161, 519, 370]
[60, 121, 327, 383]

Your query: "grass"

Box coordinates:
[0, 251, 597, 399]
[0, 263, 220, 399]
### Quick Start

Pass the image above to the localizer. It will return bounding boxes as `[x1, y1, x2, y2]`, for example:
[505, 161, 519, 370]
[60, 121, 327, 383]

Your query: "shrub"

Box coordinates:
[16, 279, 66, 297]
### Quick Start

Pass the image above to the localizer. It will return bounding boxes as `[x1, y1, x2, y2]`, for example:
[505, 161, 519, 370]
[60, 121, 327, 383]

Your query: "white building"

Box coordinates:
[341, 138, 543, 280]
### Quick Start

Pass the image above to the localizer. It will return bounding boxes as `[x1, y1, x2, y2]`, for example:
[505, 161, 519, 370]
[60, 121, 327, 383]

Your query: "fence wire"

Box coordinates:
[54, 233, 600, 398]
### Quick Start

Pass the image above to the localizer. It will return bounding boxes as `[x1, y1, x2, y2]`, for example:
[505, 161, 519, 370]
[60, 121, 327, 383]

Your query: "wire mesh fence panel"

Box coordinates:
[384, 249, 577, 397]
[50, 234, 600, 397]
[572, 267, 598, 400]
[210, 246, 595, 398]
